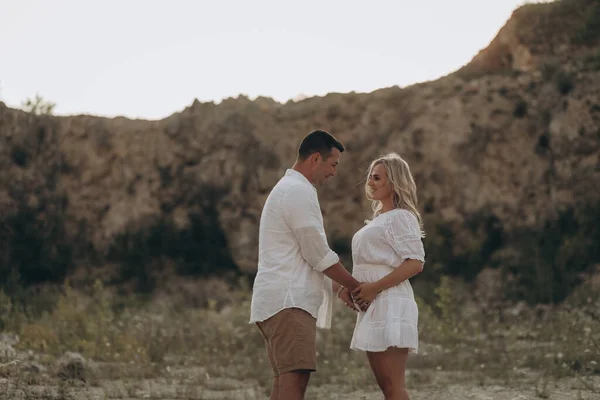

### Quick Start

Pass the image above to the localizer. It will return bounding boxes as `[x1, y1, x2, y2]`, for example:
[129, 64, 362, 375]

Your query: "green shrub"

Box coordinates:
[422, 211, 504, 283]
[107, 208, 237, 293]
[513, 99, 528, 118]
[0, 204, 74, 295]
[540, 61, 575, 95]
[573, 0, 600, 45]
[502, 202, 600, 304]
[421, 201, 600, 305]
[555, 70, 575, 95]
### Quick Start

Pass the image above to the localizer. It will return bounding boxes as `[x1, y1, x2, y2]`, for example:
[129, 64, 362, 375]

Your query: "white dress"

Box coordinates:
[350, 209, 425, 353]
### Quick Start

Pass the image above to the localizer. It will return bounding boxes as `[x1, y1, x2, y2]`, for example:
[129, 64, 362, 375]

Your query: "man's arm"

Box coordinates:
[283, 185, 364, 309]
[324, 263, 360, 291]
[283, 185, 342, 277]
[330, 266, 362, 311]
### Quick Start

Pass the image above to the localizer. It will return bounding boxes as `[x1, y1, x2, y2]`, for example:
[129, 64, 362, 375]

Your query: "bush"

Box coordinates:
[540, 61, 575, 95]
[513, 99, 528, 118]
[554, 70, 575, 95]
[572, 0, 600, 45]
[20, 93, 56, 115]
[0, 204, 74, 296]
[107, 208, 237, 293]
[501, 202, 600, 304]
[421, 202, 600, 305]
[422, 211, 504, 283]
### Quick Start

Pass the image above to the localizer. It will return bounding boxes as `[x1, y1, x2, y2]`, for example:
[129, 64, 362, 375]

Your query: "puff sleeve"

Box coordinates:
[385, 210, 425, 264]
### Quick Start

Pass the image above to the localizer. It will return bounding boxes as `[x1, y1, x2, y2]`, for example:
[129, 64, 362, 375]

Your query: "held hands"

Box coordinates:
[336, 285, 373, 312]
[337, 287, 360, 311]
[336, 282, 380, 312]
[351, 283, 381, 311]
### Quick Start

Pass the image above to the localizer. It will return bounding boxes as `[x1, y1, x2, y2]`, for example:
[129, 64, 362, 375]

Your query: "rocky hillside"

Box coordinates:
[1, 0, 599, 303]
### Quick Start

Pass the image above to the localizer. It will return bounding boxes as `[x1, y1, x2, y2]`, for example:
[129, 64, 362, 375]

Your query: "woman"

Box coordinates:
[350, 153, 425, 400]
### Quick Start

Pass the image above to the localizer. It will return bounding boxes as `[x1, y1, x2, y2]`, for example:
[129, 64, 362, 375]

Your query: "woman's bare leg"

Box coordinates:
[366, 347, 410, 400]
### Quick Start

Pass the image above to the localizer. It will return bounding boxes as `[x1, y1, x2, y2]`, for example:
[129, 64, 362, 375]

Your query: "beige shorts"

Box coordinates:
[256, 308, 317, 376]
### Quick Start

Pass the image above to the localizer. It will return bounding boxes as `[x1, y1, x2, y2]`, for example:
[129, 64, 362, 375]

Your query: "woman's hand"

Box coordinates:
[351, 283, 381, 309]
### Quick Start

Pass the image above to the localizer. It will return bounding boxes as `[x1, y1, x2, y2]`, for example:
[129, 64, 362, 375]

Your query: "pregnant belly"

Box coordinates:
[352, 263, 414, 297]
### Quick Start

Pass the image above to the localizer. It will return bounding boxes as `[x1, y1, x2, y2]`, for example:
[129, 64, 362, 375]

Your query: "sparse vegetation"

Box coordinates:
[0, 203, 75, 301]
[540, 60, 576, 95]
[514, 98, 528, 118]
[0, 274, 597, 399]
[573, 0, 600, 45]
[0, 0, 599, 398]
[421, 202, 600, 305]
[107, 209, 237, 293]
[21, 94, 56, 115]
[555, 69, 575, 95]
[502, 202, 600, 304]
[584, 48, 600, 70]
[9, 145, 28, 168]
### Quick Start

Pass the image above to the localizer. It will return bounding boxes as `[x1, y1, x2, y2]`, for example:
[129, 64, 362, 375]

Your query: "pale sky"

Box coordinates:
[1, 0, 529, 120]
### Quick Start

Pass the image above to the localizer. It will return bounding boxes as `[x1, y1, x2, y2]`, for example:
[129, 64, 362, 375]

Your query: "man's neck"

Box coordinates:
[292, 162, 313, 185]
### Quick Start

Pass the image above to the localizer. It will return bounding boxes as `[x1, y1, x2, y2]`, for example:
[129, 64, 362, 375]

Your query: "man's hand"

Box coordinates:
[337, 287, 359, 311]
[351, 282, 380, 310]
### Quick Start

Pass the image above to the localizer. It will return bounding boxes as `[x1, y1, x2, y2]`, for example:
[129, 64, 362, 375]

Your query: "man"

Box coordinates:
[249, 129, 363, 400]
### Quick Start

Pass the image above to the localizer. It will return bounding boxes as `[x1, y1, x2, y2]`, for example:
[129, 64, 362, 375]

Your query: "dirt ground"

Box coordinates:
[1, 359, 598, 400]
[1, 280, 598, 400]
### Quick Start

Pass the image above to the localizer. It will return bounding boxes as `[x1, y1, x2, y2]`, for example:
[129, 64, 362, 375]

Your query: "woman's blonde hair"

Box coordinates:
[365, 153, 425, 236]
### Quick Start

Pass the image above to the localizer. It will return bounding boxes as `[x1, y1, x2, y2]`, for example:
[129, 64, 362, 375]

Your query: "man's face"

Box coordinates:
[312, 148, 341, 186]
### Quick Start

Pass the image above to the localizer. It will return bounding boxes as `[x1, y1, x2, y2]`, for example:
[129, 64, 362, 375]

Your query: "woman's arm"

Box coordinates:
[351, 259, 423, 304]
[373, 259, 423, 293]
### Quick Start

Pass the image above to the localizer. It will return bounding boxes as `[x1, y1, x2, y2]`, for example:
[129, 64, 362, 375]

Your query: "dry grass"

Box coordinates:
[0, 276, 598, 399]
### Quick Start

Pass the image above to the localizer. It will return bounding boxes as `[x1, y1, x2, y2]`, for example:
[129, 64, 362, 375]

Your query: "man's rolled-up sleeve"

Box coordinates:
[284, 185, 339, 272]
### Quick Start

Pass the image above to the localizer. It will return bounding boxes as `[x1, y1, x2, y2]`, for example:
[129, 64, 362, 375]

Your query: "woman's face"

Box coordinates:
[367, 163, 393, 202]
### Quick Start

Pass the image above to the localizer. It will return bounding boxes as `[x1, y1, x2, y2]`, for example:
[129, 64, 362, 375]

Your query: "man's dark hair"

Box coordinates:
[297, 130, 345, 161]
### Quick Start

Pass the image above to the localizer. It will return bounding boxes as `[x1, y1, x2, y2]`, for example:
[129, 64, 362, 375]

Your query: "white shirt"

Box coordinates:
[249, 169, 339, 329]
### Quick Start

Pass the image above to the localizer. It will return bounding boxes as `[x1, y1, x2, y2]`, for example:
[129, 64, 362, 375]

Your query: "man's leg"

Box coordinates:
[278, 370, 311, 400]
[270, 376, 280, 400]
[256, 322, 281, 400]
[257, 308, 317, 400]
